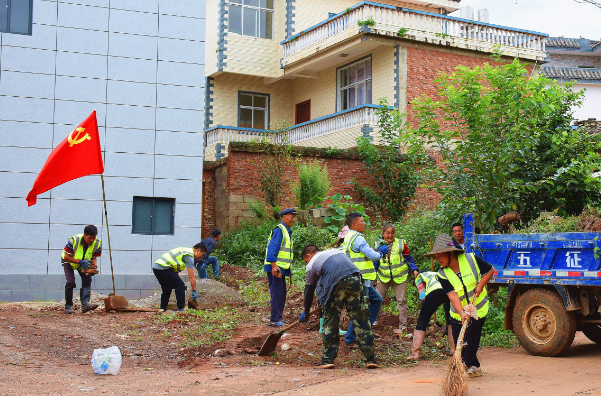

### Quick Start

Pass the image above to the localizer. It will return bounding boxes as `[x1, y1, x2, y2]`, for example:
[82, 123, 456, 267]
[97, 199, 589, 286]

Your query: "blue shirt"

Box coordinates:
[197, 237, 217, 264]
[350, 233, 382, 262]
[264, 222, 292, 276]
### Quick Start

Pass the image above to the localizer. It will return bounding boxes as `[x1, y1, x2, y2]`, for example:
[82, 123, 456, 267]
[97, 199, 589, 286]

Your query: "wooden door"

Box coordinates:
[295, 100, 311, 124]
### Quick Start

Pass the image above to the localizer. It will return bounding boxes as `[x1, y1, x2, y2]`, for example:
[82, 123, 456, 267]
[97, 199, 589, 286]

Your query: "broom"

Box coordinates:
[441, 294, 478, 396]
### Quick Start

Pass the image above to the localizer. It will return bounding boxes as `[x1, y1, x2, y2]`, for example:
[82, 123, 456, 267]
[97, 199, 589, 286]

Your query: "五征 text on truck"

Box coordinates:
[463, 213, 601, 356]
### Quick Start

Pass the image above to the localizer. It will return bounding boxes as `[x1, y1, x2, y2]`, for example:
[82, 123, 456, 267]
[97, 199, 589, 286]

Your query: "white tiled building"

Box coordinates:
[0, 0, 206, 301]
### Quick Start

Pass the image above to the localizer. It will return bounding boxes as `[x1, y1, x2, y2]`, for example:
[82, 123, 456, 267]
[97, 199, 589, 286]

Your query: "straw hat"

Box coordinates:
[424, 233, 464, 257]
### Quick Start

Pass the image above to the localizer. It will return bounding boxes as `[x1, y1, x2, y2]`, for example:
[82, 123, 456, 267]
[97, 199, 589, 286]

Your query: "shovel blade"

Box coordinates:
[258, 332, 283, 356]
[104, 295, 128, 310]
[188, 298, 198, 310]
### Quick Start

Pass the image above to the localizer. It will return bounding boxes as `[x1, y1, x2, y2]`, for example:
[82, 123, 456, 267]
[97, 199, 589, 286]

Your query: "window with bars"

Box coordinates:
[228, 0, 274, 40]
[239, 92, 269, 129]
[337, 57, 372, 111]
[132, 197, 175, 235]
[0, 0, 32, 35]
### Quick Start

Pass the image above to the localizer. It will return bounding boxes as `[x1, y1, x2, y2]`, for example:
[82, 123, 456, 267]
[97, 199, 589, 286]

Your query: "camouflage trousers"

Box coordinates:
[322, 273, 375, 364]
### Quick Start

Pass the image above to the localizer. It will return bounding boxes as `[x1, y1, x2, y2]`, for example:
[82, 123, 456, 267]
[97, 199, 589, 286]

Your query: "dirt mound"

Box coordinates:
[581, 212, 601, 232]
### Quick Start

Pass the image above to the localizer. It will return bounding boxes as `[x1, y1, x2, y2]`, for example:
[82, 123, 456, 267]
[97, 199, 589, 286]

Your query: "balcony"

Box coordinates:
[204, 105, 380, 161]
[281, 1, 548, 73]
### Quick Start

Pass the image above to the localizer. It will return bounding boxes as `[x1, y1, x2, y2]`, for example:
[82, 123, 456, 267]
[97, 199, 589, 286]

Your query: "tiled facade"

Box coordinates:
[0, 0, 207, 301]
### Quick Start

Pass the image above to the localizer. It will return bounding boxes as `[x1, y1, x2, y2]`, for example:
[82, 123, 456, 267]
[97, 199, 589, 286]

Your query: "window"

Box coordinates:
[239, 92, 269, 129]
[1, 0, 32, 35]
[337, 57, 372, 111]
[132, 197, 175, 235]
[228, 0, 274, 39]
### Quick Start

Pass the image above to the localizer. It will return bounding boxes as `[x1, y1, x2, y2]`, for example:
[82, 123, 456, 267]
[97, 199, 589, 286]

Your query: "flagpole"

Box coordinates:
[101, 175, 116, 295]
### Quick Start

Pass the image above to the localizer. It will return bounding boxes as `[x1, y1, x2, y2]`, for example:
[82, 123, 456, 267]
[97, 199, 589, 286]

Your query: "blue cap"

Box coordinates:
[280, 208, 298, 217]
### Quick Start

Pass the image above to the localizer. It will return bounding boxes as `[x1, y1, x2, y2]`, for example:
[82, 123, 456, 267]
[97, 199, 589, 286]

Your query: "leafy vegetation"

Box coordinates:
[357, 17, 376, 27]
[291, 160, 331, 209]
[403, 51, 600, 232]
[323, 193, 370, 234]
[397, 27, 408, 37]
[177, 308, 249, 348]
[353, 99, 424, 222]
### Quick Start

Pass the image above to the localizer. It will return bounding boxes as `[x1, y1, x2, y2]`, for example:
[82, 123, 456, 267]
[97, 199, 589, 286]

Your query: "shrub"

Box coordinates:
[292, 161, 331, 209]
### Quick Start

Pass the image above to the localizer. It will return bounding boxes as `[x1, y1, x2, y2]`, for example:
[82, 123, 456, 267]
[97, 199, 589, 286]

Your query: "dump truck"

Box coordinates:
[462, 213, 601, 356]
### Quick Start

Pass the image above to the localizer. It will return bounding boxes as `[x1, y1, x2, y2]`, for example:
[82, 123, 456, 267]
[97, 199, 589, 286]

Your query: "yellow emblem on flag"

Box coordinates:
[68, 127, 91, 147]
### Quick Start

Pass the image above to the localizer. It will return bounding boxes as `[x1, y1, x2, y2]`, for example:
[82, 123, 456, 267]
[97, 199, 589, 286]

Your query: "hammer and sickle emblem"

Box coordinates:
[68, 127, 91, 147]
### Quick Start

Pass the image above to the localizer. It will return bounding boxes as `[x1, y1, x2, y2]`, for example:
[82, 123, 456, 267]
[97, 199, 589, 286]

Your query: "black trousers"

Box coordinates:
[450, 316, 487, 368]
[153, 268, 186, 310]
[416, 288, 450, 331]
[63, 263, 92, 292]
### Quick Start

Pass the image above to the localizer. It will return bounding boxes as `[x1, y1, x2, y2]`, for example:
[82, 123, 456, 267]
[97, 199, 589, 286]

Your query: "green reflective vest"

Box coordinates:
[155, 247, 194, 272]
[438, 253, 489, 321]
[264, 223, 293, 270]
[341, 230, 376, 281]
[61, 234, 102, 270]
[421, 271, 442, 296]
[377, 238, 409, 284]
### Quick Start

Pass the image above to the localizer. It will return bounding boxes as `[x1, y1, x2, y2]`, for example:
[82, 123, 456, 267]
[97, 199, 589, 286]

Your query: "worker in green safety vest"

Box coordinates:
[264, 208, 297, 327]
[407, 271, 455, 360]
[340, 213, 383, 348]
[426, 233, 494, 378]
[61, 225, 102, 314]
[153, 242, 207, 311]
[375, 224, 420, 333]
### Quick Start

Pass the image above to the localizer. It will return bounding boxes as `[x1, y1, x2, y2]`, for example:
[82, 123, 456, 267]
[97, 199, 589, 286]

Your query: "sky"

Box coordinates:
[448, 0, 601, 40]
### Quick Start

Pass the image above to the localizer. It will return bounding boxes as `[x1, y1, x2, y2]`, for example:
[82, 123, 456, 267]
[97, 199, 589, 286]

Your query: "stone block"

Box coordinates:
[0, 275, 29, 290]
[0, 290, 11, 302]
[12, 290, 45, 302]
[313, 217, 325, 227]
[229, 195, 244, 203]
[242, 210, 254, 217]
[310, 209, 321, 218]
[93, 275, 126, 290]
[45, 290, 64, 302]
[125, 275, 157, 289]
[244, 195, 258, 203]
[235, 202, 249, 210]
[30, 275, 62, 290]
[229, 209, 243, 217]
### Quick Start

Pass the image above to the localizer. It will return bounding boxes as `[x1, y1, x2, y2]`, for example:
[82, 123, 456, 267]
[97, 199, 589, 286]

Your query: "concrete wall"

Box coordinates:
[573, 83, 601, 120]
[0, 0, 207, 301]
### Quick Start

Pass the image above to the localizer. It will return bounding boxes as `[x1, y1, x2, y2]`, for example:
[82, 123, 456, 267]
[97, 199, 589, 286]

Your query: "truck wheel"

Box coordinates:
[582, 325, 601, 344]
[513, 289, 576, 357]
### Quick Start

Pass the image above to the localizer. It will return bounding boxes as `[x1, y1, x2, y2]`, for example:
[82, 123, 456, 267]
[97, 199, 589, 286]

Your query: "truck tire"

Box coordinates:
[513, 289, 576, 357]
[582, 325, 601, 344]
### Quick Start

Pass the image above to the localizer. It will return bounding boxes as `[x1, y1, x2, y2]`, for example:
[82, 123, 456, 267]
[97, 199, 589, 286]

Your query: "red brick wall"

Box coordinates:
[202, 169, 215, 238]
[203, 145, 442, 231]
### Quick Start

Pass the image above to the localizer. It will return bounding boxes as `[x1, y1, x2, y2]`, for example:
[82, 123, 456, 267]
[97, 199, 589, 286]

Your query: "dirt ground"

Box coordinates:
[1, 265, 601, 395]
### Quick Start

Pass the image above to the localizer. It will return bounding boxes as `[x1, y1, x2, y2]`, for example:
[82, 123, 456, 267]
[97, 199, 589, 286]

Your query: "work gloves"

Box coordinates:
[192, 290, 197, 300]
[78, 260, 91, 270]
[378, 244, 389, 255]
[299, 312, 307, 322]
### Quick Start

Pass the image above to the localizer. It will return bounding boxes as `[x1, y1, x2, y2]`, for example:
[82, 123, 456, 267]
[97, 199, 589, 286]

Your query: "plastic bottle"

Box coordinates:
[415, 275, 426, 301]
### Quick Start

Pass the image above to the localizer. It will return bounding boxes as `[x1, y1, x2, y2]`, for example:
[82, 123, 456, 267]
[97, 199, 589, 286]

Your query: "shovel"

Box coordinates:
[258, 307, 321, 356]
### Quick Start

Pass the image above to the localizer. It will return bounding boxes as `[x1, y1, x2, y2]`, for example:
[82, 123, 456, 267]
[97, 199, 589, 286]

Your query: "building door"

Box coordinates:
[295, 100, 311, 124]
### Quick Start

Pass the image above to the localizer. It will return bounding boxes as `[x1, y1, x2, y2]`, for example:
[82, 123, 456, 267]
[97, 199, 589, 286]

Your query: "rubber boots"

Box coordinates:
[447, 325, 456, 355]
[80, 287, 99, 313]
[407, 330, 426, 360]
[319, 318, 348, 336]
[65, 289, 74, 314]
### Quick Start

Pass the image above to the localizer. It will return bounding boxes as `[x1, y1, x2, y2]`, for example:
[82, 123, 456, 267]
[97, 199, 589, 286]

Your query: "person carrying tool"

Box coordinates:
[195, 228, 221, 279]
[375, 223, 419, 333]
[407, 271, 455, 360]
[153, 243, 207, 311]
[264, 208, 297, 327]
[426, 234, 494, 377]
[299, 244, 379, 369]
[340, 213, 383, 348]
[61, 225, 102, 314]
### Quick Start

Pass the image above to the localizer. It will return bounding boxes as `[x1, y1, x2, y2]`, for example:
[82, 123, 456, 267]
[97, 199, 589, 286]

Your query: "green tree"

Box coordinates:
[404, 53, 599, 231]
[291, 160, 331, 209]
[353, 99, 425, 222]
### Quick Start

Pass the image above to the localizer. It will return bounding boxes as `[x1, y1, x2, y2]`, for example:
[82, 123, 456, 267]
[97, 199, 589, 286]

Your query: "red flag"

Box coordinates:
[26, 111, 104, 206]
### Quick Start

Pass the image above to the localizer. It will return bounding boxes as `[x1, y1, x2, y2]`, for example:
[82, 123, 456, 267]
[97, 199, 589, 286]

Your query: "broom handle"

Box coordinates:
[453, 293, 478, 356]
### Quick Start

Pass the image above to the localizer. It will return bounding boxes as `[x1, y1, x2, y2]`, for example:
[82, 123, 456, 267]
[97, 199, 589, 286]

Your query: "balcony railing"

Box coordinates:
[204, 104, 381, 159]
[282, 1, 547, 62]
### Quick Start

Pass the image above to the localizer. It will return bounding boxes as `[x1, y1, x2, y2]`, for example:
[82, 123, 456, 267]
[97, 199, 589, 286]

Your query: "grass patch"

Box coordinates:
[178, 307, 249, 348]
[237, 280, 270, 308]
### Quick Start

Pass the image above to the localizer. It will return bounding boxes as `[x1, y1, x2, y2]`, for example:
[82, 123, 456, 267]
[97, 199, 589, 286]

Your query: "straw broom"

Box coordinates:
[441, 295, 478, 396]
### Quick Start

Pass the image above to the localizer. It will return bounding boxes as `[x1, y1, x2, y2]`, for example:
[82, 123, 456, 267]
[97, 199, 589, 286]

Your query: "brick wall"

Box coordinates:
[203, 143, 441, 232]
[202, 168, 216, 238]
